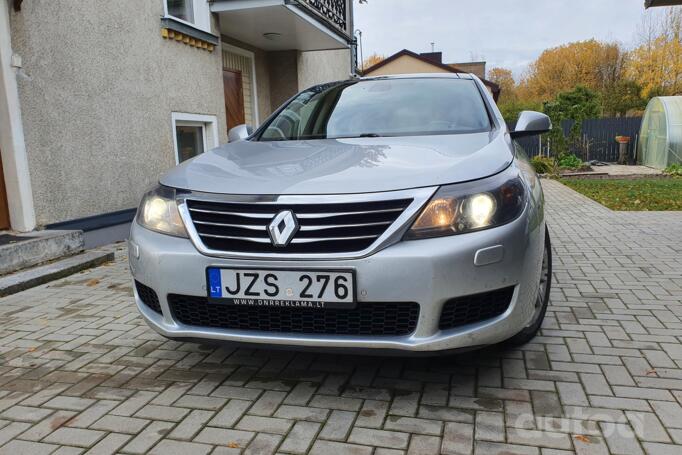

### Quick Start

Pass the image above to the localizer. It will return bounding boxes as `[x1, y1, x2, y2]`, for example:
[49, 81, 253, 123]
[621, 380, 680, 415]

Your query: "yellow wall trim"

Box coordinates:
[161, 28, 214, 52]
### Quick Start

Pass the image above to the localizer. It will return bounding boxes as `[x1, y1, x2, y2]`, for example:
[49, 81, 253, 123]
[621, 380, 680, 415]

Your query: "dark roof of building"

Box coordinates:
[645, 0, 682, 7]
[361, 49, 500, 101]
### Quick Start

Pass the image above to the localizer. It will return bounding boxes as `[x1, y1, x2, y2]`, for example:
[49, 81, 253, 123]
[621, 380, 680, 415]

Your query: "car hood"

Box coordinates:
[161, 130, 513, 194]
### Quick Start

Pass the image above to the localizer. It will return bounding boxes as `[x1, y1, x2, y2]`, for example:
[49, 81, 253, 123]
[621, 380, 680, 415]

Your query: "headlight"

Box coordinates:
[136, 185, 188, 238]
[406, 168, 526, 240]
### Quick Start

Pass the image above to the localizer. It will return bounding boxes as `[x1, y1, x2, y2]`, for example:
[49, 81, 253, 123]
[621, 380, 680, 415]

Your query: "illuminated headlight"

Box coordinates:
[136, 186, 188, 238]
[406, 168, 526, 240]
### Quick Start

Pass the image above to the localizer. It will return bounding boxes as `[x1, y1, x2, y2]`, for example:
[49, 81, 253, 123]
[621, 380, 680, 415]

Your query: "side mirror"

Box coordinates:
[228, 124, 253, 142]
[510, 111, 552, 139]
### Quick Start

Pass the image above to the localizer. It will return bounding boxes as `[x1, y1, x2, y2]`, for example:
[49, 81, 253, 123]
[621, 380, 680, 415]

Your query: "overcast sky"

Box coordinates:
[353, 0, 657, 78]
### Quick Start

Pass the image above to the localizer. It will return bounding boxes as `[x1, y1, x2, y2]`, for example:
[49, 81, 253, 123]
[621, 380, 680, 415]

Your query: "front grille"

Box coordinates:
[168, 294, 419, 336]
[135, 281, 162, 314]
[439, 287, 515, 330]
[185, 198, 412, 254]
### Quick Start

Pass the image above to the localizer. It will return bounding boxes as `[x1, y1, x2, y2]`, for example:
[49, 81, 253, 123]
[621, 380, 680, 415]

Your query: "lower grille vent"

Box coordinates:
[135, 281, 162, 315]
[168, 294, 419, 336]
[439, 287, 515, 330]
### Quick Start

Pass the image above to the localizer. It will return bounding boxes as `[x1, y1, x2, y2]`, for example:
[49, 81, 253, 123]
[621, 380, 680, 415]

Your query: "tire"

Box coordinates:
[505, 226, 552, 346]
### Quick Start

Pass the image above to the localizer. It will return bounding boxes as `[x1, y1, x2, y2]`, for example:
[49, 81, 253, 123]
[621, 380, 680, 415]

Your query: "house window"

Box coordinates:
[164, 0, 211, 32]
[171, 113, 219, 164]
[176, 125, 204, 163]
[167, 0, 194, 23]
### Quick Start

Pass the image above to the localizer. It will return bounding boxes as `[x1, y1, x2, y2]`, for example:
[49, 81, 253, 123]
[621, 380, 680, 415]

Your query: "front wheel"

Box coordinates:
[505, 226, 552, 346]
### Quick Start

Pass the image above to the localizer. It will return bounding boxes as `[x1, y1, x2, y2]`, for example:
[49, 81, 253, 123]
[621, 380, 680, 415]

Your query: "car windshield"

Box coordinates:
[256, 78, 491, 141]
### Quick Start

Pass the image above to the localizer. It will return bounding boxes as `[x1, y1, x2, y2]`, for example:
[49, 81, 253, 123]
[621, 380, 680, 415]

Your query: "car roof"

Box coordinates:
[303, 73, 480, 97]
[358, 72, 473, 81]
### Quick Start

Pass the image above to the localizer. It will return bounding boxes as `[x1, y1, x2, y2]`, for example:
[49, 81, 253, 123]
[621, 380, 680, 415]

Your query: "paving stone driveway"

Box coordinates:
[1, 180, 682, 455]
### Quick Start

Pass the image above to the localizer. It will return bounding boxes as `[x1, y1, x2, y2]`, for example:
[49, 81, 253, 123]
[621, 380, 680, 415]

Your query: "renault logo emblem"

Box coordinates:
[268, 210, 299, 247]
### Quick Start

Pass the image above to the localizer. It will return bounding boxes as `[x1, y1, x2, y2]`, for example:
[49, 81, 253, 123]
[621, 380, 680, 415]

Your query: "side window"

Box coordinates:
[297, 99, 322, 136]
[260, 92, 322, 140]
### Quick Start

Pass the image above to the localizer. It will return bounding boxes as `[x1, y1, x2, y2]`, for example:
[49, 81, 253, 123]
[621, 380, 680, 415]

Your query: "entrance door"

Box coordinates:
[0, 152, 10, 230]
[223, 69, 245, 133]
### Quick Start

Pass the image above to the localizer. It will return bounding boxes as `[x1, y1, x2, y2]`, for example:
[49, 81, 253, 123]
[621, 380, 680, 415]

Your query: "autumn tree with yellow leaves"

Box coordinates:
[628, 8, 682, 98]
[488, 67, 517, 104]
[361, 53, 386, 71]
[493, 8, 682, 122]
[517, 40, 631, 107]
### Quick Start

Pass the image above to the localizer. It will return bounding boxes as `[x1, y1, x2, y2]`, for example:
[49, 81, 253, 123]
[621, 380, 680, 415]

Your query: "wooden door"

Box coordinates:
[0, 151, 10, 230]
[223, 69, 245, 132]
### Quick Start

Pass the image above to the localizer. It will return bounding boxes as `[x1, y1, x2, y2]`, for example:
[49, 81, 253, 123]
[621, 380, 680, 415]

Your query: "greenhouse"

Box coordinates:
[638, 96, 682, 169]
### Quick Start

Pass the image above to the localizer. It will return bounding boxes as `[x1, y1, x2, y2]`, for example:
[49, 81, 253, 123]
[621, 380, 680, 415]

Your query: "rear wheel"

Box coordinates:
[506, 226, 552, 346]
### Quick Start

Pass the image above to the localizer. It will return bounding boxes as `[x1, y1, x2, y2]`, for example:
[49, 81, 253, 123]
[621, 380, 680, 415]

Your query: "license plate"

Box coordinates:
[207, 268, 355, 309]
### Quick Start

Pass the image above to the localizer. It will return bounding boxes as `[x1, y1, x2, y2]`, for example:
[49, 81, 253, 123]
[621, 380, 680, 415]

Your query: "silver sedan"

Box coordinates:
[128, 74, 552, 354]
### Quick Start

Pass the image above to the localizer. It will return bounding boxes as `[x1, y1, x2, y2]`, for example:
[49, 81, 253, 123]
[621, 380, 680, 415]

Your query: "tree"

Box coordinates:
[520, 40, 629, 103]
[362, 53, 385, 71]
[602, 80, 647, 116]
[498, 100, 543, 125]
[627, 8, 682, 98]
[487, 67, 545, 124]
[488, 67, 517, 104]
[543, 86, 601, 156]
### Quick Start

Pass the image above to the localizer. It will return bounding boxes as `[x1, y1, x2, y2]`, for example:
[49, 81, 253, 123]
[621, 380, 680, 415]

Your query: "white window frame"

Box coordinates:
[222, 43, 260, 126]
[163, 0, 211, 33]
[171, 112, 219, 165]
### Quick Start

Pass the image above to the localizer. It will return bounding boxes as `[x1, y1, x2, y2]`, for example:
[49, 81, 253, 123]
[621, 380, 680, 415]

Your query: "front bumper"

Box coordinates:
[128, 210, 544, 353]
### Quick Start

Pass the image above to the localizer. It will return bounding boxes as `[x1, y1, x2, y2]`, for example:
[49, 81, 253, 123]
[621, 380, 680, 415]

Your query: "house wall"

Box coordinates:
[267, 50, 299, 113]
[220, 35, 272, 125]
[298, 49, 351, 91]
[450, 62, 486, 79]
[9, 0, 227, 226]
[220, 39, 351, 124]
[366, 54, 495, 98]
[364, 55, 451, 77]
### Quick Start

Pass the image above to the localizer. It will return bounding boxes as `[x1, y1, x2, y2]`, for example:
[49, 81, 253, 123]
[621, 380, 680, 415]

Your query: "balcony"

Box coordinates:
[210, 0, 352, 51]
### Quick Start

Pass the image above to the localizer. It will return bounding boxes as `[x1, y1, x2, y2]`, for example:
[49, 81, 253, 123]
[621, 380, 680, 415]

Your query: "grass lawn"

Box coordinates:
[560, 178, 682, 211]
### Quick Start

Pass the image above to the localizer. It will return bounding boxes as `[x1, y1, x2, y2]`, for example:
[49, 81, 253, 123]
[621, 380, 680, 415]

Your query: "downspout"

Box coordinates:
[348, 0, 357, 75]
[0, 0, 36, 231]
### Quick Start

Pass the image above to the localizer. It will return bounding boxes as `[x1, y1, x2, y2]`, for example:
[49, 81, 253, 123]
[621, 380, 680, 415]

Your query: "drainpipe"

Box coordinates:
[0, 0, 35, 232]
[348, 0, 357, 75]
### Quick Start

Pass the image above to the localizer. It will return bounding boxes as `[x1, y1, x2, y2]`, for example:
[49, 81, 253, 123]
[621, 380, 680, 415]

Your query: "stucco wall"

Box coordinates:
[364, 55, 451, 77]
[267, 51, 299, 113]
[298, 49, 351, 91]
[10, 0, 227, 225]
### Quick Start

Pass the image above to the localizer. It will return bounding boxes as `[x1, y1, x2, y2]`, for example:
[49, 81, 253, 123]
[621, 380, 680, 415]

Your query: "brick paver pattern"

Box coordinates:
[1, 180, 682, 454]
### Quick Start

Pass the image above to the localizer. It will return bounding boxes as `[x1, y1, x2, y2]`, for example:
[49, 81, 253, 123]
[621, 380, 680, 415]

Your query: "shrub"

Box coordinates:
[664, 163, 682, 177]
[558, 154, 584, 169]
[531, 156, 555, 174]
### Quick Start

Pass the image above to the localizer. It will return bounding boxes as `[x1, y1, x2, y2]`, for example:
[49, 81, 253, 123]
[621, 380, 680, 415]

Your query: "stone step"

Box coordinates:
[0, 249, 115, 297]
[0, 230, 84, 275]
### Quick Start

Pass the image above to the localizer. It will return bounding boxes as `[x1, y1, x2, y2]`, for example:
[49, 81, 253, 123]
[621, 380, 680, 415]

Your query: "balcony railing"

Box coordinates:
[297, 0, 349, 36]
